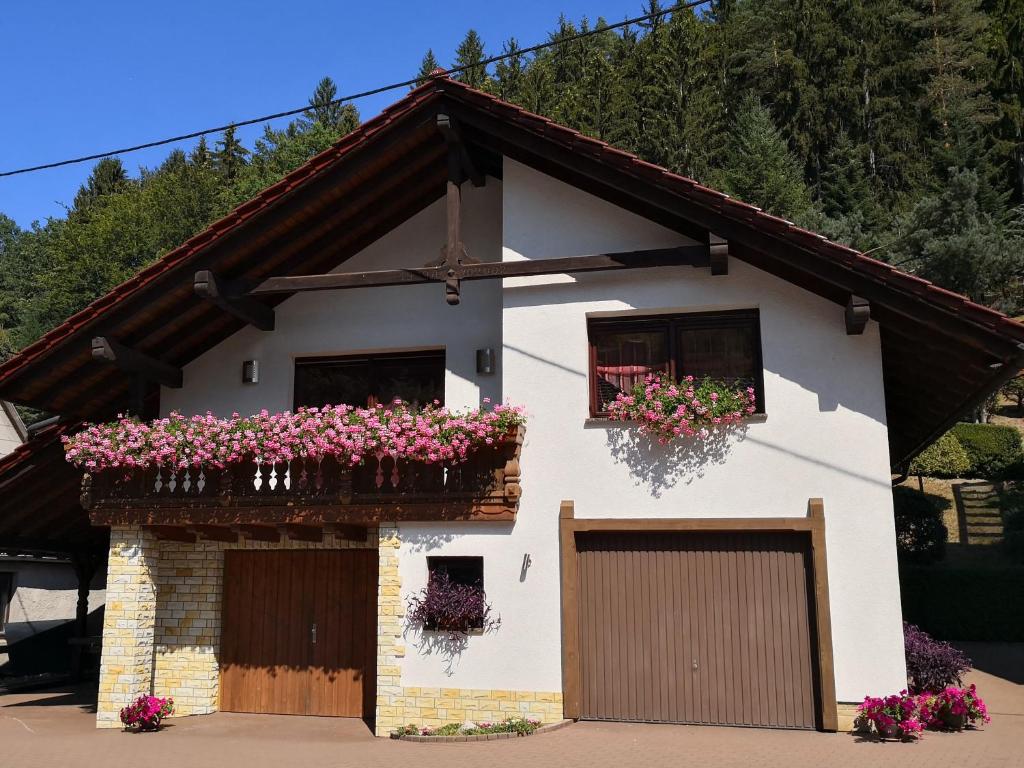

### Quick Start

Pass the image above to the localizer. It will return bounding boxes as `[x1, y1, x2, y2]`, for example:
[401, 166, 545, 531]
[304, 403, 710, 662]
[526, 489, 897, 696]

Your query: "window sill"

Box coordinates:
[584, 413, 768, 429]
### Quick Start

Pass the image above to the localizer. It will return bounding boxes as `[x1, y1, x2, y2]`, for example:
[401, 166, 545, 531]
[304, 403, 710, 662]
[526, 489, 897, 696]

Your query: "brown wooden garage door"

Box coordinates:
[220, 549, 376, 717]
[576, 531, 819, 729]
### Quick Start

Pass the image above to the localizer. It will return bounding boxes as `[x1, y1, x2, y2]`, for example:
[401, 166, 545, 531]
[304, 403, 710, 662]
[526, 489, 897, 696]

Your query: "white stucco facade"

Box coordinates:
[161, 157, 906, 708]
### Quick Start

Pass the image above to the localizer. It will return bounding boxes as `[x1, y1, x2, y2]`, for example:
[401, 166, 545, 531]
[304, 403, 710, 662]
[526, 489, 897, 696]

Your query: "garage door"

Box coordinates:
[576, 531, 819, 729]
[220, 549, 377, 717]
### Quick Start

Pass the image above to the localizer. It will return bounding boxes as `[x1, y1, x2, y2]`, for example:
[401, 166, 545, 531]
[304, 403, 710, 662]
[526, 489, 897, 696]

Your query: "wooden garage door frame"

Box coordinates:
[558, 498, 838, 732]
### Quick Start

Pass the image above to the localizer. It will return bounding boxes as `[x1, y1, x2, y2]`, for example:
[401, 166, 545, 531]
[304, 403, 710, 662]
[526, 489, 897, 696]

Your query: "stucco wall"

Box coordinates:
[159, 157, 906, 707]
[1, 558, 106, 645]
[0, 405, 23, 458]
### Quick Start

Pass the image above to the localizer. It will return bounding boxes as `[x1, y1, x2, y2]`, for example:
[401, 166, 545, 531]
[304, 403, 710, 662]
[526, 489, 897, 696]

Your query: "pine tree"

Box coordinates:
[985, 0, 1024, 202]
[415, 49, 440, 87]
[302, 76, 359, 134]
[453, 30, 490, 90]
[819, 131, 873, 219]
[190, 136, 212, 167]
[214, 125, 249, 181]
[493, 39, 526, 103]
[72, 157, 129, 213]
[717, 94, 813, 218]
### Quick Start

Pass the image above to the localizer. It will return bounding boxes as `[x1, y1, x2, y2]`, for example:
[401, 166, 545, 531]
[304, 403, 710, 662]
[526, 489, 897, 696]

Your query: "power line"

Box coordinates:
[0, 1, 706, 179]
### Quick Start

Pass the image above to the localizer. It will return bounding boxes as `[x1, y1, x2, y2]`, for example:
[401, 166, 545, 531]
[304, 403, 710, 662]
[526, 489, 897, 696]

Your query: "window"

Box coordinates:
[0, 573, 13, 634]
[588, 310, 764, 416]
[427, 556, 484, 588]
[294, 350, 445, 410]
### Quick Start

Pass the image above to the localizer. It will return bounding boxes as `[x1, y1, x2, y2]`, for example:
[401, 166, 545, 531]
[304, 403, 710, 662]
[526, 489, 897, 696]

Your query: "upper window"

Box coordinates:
[588, 310, 764, 416]
[294, 350, 445, 410]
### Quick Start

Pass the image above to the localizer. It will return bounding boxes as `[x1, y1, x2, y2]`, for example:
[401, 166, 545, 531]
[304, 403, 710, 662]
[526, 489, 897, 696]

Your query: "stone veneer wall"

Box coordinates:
[98, 523, 564, 734]
[96, 524, 377, 727]
[96, 526, 160, 728]
[373, 524, 564, 736]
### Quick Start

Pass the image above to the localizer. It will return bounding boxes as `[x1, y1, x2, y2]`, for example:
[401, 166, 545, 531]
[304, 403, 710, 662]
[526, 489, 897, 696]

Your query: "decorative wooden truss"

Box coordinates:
[83, 426, 525, 540]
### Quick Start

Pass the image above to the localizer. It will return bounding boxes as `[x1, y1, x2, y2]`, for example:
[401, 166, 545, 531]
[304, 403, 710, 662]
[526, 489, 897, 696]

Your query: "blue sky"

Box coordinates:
[0, 0, 647, 228]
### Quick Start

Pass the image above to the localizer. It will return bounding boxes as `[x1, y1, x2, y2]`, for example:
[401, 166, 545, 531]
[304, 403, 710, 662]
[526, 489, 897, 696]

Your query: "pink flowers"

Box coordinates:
[606, 372, 756, 442]
[858, 685, 991, 740]
[119, 694, 174, 731]
[63, 401, 526, 471]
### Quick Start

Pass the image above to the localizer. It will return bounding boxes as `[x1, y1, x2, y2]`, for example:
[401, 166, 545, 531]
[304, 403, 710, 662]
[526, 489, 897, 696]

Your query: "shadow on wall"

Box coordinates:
[403, 628, 472, 677]
[1, 606, 104, 677]
[606, 425, 749, 497]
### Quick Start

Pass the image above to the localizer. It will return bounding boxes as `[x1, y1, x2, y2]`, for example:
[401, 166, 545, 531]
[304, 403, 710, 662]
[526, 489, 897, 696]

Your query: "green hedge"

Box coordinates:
[900, 566, 1024, 641]
[909, 432, 971, 477]
[949, 423, 1024, 479]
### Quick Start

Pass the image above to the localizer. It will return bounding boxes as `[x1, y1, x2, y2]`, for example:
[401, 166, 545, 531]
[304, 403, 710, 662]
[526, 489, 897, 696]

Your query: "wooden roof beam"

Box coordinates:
[91, 337, 182, 389]
[249, 246, 711, 296]
[846, 296, 870, 335]
[194, 270, 275, 331]
[709, 233, 728, 276]
[437, 113, 484, 188]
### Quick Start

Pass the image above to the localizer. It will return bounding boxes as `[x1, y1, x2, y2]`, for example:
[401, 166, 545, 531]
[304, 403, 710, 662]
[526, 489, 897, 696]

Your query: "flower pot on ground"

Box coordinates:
[119, 695, 174, 732]
[918, 685, 990, 730]
[857, 692, 924, 741]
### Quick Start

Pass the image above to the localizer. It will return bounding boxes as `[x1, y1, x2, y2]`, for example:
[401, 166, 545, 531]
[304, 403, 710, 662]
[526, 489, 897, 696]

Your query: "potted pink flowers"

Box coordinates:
[119, 694, 174, 732]
[918, 685, 990, 731]
[857, 691, 924, 740]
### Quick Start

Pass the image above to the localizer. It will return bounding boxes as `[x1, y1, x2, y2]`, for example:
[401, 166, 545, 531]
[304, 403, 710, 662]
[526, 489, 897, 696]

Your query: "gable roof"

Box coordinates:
[0, 74, 1021, 467]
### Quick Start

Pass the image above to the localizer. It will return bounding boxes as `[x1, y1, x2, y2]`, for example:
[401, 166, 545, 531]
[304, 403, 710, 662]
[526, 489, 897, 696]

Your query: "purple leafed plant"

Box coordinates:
[904, 622, 972, 694]
[406, 572, 500, 634]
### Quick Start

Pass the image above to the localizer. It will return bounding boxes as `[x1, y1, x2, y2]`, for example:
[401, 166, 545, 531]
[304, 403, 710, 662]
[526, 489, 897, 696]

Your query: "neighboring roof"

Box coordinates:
[0, 421, 105, 556]
[0, 74, 1021, 468]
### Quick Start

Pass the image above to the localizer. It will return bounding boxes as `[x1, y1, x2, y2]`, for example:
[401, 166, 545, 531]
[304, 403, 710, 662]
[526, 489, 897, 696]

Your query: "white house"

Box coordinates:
[0, 75, 1020, 734]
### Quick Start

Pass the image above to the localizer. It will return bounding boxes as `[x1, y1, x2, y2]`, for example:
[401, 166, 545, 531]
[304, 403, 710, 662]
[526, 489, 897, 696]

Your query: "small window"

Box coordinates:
[427, 556, 484, 588]
[0, 573, 13, 634]
[588, 310, 764, 416]
[294, 350, 445, 409]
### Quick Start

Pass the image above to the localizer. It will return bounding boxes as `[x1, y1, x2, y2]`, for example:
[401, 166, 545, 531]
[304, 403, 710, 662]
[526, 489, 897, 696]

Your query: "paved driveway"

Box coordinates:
[2, 656, 1021, 768]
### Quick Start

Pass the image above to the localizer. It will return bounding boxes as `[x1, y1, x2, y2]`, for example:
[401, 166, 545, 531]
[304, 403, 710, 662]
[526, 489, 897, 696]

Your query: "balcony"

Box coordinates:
[82, 427, 524, 532]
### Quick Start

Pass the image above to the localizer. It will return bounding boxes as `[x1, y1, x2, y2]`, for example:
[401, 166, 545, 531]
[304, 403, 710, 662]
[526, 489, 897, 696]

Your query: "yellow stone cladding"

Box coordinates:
[375, 687, 565, 734]
[96, 524, 376, 726]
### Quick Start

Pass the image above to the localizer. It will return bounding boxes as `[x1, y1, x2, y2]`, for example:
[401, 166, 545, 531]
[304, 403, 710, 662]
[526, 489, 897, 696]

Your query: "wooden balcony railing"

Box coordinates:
[82, 426, 524, 526]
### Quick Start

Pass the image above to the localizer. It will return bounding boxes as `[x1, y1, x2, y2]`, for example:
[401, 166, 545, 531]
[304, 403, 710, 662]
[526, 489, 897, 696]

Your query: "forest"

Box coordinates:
[0, 0, 1021, 365]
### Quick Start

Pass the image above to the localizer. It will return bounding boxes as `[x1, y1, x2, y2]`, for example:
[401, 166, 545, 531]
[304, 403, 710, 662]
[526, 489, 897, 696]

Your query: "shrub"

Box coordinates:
[406, 572, 499, 634]
[909, 432, 971, 478]
[392, 716, 542, 739]
[903, 622, 971, 693]
[1001, 376, 1024, 412]
[892, 488, 947, 563]
[950, 422, 1024, 479]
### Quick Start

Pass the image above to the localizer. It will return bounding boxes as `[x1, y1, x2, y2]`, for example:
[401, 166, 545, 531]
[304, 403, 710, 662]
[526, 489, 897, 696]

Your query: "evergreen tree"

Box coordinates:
[820, 131, 873, 220]
[72, 157, 129, 214]
[301, 76, 359, 133]
[985, 0, 1024, 202]
[214, 125, 249, 181]
[453, 30, 490, 90]
[191, 135, 212, 167]
[493, 39, 526, 103]
[891, 169, 1024, 309]
[415, 49, 440, 86]
[716, 94, 813, 218]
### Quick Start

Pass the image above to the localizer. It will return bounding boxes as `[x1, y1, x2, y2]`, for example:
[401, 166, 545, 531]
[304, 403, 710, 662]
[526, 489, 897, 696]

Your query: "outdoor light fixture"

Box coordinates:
[242, 359, 259, 384]
[476, 348, 495, 375]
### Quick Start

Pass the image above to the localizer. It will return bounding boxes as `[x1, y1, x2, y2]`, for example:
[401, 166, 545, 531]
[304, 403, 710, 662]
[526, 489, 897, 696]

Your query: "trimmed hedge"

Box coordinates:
[900, 565, 1024, 641]
[909, 432, 971, 478]
[950, 423, 1024, 479]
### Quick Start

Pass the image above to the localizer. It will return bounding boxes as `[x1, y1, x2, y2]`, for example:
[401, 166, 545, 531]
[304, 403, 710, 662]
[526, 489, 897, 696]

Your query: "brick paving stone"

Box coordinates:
[1, 667, 1021, 768]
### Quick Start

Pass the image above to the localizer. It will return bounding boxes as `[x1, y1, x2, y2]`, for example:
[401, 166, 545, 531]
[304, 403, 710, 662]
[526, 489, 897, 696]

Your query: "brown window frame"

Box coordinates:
[587, 309, 765, 417]
[293, 349, 446, 410]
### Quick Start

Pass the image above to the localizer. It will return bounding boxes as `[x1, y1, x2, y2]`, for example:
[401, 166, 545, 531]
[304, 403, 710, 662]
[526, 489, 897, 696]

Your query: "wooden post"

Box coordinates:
[70, 553, 99, 681]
